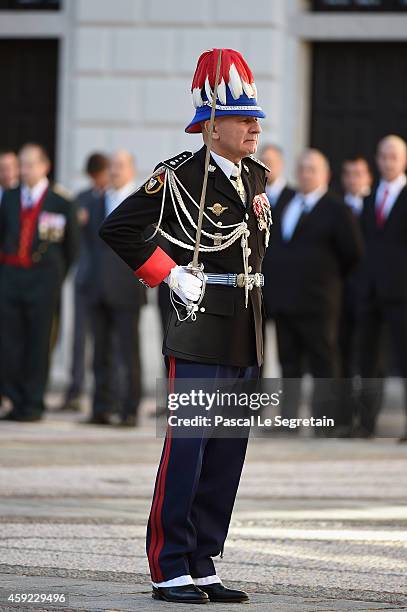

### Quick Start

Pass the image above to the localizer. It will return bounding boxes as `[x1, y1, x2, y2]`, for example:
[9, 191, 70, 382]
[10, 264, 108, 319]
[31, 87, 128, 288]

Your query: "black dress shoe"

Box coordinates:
[81, 414, 112, 425]
[18, 413, 43, 422]
[198, 583, 249, 603]
[333, 425, 353, 438]
[59, 396, 81, 412]
[0, 410, 21, 421]
[152, 584, 209, 604]
[0, 410, 42, 422]
[117, 414, 138, 427]
[351, 425, 375, 439]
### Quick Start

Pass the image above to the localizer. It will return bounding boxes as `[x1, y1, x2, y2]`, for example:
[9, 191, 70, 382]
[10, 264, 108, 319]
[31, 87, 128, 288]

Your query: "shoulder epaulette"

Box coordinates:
[162, 151, 193, 170]
[52, 182, 74, 201]
[248, 155, 270, 172]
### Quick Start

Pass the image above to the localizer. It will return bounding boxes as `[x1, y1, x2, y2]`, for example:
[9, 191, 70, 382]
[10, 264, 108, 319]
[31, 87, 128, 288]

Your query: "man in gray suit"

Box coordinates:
[83, 150, 146, 426]
[60, 153, 110, 411]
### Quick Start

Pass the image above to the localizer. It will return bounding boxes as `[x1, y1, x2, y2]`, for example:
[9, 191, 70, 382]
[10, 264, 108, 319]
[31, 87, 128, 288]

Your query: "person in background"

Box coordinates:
[357, 135, 407, 440]
[267, 149, 363, 434]
[82, 150, 146, 427]
[260, 144, 295, 382]
[0, 143, 78, 422]
[59, 152, 110, 411]
[336, 157, 372, 436]
[0, 150, 19, 203]
[0, 149, 19, 407]
[342, 157, 372, 215]
[260, 143, 294, 210]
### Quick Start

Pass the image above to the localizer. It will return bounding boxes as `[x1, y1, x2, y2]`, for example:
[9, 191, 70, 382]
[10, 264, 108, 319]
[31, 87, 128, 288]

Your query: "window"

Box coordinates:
[312, 0, 407, 11]
[0, 0, 60, 10]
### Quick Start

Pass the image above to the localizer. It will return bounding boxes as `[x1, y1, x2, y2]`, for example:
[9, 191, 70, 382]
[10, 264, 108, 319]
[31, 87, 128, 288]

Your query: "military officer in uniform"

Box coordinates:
[0, 143, 78, 422]
[100, 49, 270, 604]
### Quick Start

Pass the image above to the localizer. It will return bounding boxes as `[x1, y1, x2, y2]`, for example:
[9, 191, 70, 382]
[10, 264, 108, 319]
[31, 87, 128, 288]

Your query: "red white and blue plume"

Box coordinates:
[185, 48, 265, 134]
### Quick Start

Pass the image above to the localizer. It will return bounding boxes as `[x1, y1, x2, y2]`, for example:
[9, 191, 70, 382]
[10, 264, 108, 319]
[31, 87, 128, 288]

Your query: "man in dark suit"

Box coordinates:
[83, 150, 146, 426]
[357, 135, 407, 439]
[267, 149, 363, 432]
[59, 152, 109, 411]
[0, 149, 20, 408]
[0, 150, 19, 204]
[259, 144, 295, 358]
[337, 157, 372, 435]
[0, 143, 78, 421]
[259, 143, 294, 210]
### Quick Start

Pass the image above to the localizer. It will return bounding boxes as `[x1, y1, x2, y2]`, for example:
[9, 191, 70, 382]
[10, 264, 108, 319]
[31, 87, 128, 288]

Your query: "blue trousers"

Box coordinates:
[146, 357, 259, 582]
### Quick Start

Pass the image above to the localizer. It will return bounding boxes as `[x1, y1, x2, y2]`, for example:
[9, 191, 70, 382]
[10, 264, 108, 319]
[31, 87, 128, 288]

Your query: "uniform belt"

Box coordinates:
[205, 272, 264, 288]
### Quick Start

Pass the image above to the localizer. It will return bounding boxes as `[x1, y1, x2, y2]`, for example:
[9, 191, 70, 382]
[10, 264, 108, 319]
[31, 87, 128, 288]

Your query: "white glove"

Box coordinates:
[165, 266, 203, 305]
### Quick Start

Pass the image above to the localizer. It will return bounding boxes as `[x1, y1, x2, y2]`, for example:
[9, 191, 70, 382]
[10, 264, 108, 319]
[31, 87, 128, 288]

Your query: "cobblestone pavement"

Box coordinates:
[0, 398, 406, 611]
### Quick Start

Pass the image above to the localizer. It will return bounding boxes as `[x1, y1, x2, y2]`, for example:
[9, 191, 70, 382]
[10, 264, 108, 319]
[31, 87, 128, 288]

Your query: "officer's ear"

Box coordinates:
[202, 120, 220, 141]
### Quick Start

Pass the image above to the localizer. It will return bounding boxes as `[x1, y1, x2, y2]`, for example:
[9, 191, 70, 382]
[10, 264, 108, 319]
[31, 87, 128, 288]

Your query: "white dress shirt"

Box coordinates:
[210, 151, 247, 204]
[105, 181, 137, 218]
[266, 176, 287, 207]
[344, 193, 364, 216]
[21, 177, 49, 209]
[375, 174, 407, 221]
[210, 151, 241, 181]
[282, 186, 327, 241]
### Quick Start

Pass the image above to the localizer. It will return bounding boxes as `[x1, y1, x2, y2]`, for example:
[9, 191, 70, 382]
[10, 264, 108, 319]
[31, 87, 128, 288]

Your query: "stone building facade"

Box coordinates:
[1, 0, 407, 390]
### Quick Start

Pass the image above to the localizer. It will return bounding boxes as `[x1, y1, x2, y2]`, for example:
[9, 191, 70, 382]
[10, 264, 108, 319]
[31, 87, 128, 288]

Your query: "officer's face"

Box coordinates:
[19, 147, 50, 188]
[211, 116, 262, 161]
[376, 140, 407, 182]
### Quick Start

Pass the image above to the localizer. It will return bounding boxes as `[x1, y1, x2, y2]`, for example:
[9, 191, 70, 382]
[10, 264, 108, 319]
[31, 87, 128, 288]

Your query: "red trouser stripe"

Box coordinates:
[148, 356, 175, 582]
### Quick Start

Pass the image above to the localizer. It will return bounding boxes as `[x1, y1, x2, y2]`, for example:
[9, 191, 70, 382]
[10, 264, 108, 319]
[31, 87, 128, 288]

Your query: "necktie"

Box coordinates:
[376, 187, 389, 228]
[230, 166, 246, 204]
[345, 194, 362, 215]
[26, 192, 34, 209]
[283, 199, 307, 241]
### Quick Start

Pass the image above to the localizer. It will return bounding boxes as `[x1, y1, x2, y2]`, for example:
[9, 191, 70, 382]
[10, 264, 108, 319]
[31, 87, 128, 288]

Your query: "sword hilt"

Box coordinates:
[184, 262, 207, 312]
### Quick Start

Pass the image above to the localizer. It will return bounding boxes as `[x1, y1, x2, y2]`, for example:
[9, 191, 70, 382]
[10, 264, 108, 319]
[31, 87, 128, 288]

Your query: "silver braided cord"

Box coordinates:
[144, 167, 253, 308]
[155, 168, 248, 252]
[144, 166, 168, 242]
[169, 170, 244, 243]
[173, 173, 242, 230]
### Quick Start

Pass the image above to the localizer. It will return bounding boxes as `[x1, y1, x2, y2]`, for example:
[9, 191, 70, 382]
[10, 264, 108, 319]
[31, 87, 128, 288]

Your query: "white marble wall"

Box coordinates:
[68, 0, 285, 191]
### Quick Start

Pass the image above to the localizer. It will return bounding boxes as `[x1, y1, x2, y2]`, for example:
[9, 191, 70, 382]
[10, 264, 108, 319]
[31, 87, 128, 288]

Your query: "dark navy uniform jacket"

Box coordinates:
[0, 186, 78, 294]
[99, 146, 269, 367]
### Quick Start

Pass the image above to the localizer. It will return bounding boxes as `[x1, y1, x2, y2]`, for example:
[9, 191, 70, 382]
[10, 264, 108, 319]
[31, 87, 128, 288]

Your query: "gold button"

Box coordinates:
[32, 253, 41, 263]
[200, 307, 206, 313]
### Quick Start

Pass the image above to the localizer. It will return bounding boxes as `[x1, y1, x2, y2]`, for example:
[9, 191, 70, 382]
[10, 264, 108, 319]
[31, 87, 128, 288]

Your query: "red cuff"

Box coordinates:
[134, 246, 176, 288]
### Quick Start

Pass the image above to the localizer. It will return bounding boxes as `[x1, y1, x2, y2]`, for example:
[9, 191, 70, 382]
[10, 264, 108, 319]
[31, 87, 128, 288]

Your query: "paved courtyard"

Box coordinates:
[0, 398, 407, 611]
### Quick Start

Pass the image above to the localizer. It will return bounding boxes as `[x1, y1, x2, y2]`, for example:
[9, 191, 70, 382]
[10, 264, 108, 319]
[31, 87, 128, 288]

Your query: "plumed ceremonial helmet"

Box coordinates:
[185, 48, 266, 134]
